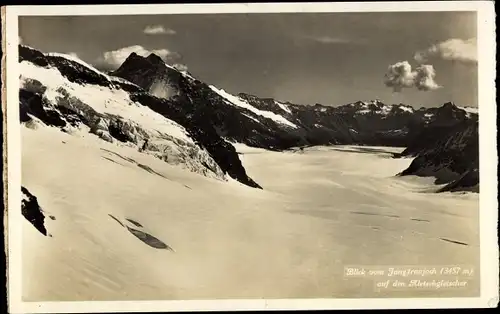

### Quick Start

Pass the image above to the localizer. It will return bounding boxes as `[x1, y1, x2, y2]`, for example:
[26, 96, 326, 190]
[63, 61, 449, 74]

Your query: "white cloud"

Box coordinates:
[98, 45, 179, 70]
[413, 64, 441, 91]
[143, 25, 176, 35]
[19, 36, 23, 44]
[308, 35, 364, 45]
[383, 61, 415, 92]
[384, 61, 441, 92]
[414, 38, 477, 64]
[68, 52, 79, 58]
[313, 36, 353, 44]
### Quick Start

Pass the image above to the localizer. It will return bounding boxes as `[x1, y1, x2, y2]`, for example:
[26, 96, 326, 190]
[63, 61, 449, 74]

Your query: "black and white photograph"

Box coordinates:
[4, 2, 498, 312]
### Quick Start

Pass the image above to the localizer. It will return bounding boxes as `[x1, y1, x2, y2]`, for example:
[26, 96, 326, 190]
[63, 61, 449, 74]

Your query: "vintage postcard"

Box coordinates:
[3, 2, 498, 312]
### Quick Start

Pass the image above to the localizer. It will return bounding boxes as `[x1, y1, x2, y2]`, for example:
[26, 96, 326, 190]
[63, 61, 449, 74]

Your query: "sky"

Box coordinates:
[19, 12, 478, 108]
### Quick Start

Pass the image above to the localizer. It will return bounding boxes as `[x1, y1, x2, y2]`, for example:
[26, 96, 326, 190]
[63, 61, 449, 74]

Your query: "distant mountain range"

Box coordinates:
[18, 45, 479, 192]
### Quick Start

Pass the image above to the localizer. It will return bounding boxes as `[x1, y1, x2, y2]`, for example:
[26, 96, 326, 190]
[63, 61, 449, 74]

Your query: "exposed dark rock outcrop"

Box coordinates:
[19, 45, 112, 88]
[438, 168, 479, 193]
[113, 54, 307, 151]
[397, 114, 479, 191]
[19, 89, 67, 127]
[20, 80, 134, 144]
[129, 92, 262, 188]
[21, 187, 48, 236]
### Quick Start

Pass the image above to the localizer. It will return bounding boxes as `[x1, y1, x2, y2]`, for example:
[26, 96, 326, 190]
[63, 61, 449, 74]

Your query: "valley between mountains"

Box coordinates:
[18, 45, 480, 300]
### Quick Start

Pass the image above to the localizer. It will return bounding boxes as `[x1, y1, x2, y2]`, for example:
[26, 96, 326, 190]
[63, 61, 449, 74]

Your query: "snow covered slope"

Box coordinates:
[22, 131, 480, 300]
[208, 85, 298, 129]
[458, 106, 479, 118]
[19, 45, 227, 182]
[459, 106, 479, 114]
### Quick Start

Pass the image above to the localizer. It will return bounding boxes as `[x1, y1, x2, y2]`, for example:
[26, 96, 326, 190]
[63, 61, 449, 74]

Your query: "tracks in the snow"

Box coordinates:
[288, 208, 470, 247]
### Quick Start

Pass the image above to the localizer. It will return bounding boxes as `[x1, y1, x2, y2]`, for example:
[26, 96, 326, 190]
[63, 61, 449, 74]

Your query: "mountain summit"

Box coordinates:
[18, 45, 479, 192]
[19, 44, 261, 188]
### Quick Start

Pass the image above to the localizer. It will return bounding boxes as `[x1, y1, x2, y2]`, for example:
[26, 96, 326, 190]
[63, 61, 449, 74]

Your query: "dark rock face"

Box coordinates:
[113, 53, 273, 187]
[398, 117, 479, 191]
[112, 52, 182, 96]
[19, 80, 93, 130]
[439, 169, 479, 193]
[18, 45, 49, 67]
[19, 45, 112, 88]
[20, 89, 67, 127]
[21, 187, 48, 236]
[20, 80, 124, 143]
[113, 54, 307, 151]
[129, 92, 262, 189]
[108, 119, 133, 143]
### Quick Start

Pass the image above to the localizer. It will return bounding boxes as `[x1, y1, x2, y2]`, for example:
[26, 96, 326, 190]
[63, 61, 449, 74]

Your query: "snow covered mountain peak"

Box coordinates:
[18, 46, 245, 184]
[342, 100, 415, 116]
[19, 45, 264, 188]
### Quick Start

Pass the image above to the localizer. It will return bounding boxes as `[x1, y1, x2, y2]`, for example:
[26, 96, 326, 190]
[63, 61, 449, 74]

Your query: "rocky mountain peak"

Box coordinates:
[442, 101, 457, 108]
[113, 52, 153, 73]
[146, 53, 166, 66]
[110, 51, 185, 99]
[371, 99, 385, 106]
[113, 52, 171, 77]
[435, 101, 467, 118]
